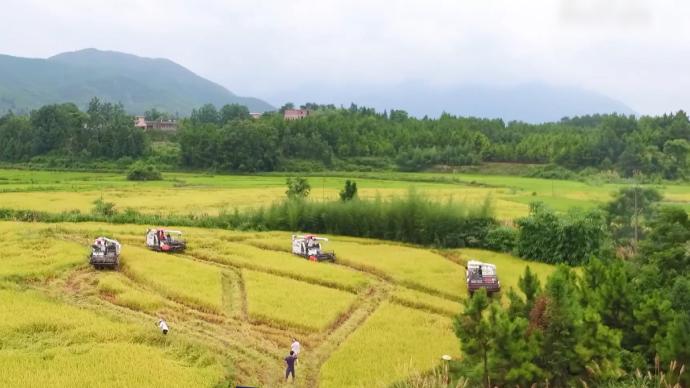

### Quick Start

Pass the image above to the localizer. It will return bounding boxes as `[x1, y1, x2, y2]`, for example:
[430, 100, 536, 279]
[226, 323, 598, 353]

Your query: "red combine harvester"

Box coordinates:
[146, 229, 186, 253]
[291, 234, 336, 262]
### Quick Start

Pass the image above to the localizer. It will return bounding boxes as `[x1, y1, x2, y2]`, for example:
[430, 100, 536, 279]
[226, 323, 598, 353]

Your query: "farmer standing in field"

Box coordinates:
[291, 338, 301, 358]
[284, 350, 297, 382]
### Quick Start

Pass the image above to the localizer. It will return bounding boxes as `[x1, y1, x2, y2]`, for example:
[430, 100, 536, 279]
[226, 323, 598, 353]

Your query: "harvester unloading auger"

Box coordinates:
[291, 234, 336, 262]
[90, 237, 121, 270]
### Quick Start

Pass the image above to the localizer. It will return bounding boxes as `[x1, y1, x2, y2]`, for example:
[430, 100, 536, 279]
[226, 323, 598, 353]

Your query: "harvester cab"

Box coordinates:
[466, 260, 500, 295]
[291, 234, 336, 262]
[90, 237, 121, 270]
[146, 229, 186, 252]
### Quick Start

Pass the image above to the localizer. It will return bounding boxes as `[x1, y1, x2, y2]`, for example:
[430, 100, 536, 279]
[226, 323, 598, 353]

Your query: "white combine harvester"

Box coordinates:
[466, 260, 501, 295]
[89, 237, 121, 270]
[291, 234, 336, 262]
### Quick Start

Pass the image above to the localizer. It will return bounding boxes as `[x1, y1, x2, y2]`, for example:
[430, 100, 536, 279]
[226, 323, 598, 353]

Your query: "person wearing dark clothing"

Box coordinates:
[284, 350, 297, 381]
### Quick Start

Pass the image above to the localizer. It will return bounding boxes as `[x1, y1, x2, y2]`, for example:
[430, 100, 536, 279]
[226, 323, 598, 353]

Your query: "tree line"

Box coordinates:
[3, 100, 690, 180]
[0, 98, 147, 162]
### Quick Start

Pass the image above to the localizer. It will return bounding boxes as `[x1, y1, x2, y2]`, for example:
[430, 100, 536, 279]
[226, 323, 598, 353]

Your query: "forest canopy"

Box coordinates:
[2, 100, 690, 179]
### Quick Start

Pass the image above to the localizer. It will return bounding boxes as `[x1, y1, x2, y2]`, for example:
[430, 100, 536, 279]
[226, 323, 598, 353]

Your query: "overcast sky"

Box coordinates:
[1, 0, 688, 114]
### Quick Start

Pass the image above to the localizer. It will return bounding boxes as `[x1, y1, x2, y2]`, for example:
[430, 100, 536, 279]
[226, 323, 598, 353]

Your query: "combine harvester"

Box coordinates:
[466, 260, 501, 295]
[146, 228, 186, 252]
[291, 234, 336, 262]
[89, 237, 121, 270]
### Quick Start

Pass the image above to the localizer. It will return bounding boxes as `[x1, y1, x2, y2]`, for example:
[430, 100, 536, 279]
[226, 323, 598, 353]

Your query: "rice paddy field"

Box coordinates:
[1, 167, 684, 387]
[3, 168, 690, 220]
[0, 219, 556, 387]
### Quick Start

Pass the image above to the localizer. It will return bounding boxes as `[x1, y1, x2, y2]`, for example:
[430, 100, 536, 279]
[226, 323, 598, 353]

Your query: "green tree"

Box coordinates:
[516, 203, 607, 265]
[603, 187, 662, 247]
[144, 108, 165, 121]
[216, 121, 278, 171]
[339, 180, 358, 201]
[454, 288, 493, 387]
[663, 139, 690, 179]
[286, 177, 310, 199]
[86, 98, 148, 158]
[279, 102, 295, 113]
[537, 266, 584, 385]
[518, 266, 541, 317]
[190, 103, 219, 124]
[488, 303, 544, 386]
[534, 266, 622, 385]
[219, 104, 250, 124]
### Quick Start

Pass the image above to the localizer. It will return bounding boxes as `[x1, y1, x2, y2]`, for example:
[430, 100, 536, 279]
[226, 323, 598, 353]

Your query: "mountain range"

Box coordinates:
[0, 48, 274, 115]
[272, 81, 636, 123]
[0, 48, 634, 122]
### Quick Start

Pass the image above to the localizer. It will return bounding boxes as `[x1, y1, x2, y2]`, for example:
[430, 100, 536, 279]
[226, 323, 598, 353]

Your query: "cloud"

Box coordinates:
[0, 0, 688, 114]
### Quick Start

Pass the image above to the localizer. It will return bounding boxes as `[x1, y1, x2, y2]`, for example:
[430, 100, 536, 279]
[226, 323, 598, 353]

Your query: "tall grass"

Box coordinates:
[248, 191, 496, 247]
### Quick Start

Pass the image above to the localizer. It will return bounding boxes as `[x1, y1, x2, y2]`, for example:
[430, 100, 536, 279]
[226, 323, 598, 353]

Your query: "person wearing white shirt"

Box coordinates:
[158, 319, 169, 335]
[291, 338, 301, 358]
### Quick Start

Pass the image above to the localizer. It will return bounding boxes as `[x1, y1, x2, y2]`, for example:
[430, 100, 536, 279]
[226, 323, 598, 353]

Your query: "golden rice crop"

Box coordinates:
[391, 287, 462, 317]
[0, 223, 85, 280]
[328, 240, 466, 299]
[96, 272, 166, 312]
[122, 246, 224, 313]
[319, 302, 459, 388]
[0, 288, 136, 343]
[0, 343, 226, 388]
[0, 289, 226, 388]
[0, 218, 565, 387]
[243, 270, 358, 331]
[187, 238, 372, 292]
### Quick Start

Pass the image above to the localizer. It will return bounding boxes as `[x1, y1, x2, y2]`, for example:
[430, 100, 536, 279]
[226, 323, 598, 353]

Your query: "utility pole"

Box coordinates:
[634, 184, 638, 244]
[633, 170, 640, 249]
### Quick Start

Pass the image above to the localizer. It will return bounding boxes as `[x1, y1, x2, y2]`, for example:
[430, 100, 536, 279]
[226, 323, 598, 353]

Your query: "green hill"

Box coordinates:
[0, 48, 273, 115]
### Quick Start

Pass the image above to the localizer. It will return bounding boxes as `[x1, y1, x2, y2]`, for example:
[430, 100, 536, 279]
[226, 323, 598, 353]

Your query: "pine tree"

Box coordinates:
[538, 266, 584, 386]
[488, 303, 544, 386]
[454, 289, 493, 387]
[518, 265, 541, 317]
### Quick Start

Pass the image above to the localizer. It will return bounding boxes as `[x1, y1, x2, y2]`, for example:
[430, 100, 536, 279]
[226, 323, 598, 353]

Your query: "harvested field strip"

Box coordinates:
[186, 241, 371, 292]
[121, 246, 224, 314]
[326, 240, 466, 299]
[0, 289, 229, 387]
[54, 281, 284, 386]
[95, 272, 166, 313]
[243, 270, 359, 332]
[391, 287, 462, 317]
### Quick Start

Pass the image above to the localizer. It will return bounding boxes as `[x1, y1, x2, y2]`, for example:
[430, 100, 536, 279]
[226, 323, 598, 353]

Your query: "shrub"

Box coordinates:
[92, 198, 117, 217]
[484, 226, 517, 252]
[527, 164, 577, 180]
[126, 162, 162, 181]
[339, 180, 358, 201]
[515, 202, 607, 265]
